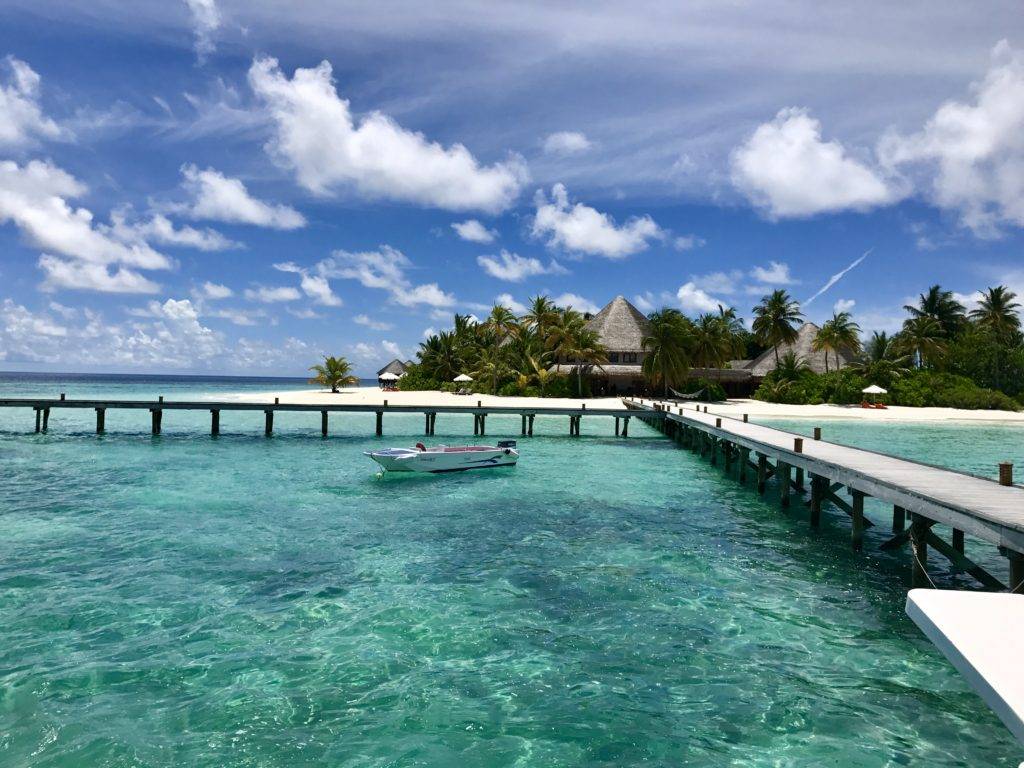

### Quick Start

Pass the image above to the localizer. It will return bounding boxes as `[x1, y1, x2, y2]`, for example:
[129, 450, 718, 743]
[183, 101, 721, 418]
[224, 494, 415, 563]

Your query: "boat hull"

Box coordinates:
[365, 447, 518, 473]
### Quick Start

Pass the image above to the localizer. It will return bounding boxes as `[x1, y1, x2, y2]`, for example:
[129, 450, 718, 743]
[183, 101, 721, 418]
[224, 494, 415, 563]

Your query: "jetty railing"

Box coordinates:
[0, 395, 659, 438]
[625, 398, 1024, 594]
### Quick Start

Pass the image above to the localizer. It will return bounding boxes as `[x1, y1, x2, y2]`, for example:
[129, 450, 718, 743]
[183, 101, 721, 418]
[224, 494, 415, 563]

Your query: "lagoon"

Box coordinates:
[0, 375, 1021, 766]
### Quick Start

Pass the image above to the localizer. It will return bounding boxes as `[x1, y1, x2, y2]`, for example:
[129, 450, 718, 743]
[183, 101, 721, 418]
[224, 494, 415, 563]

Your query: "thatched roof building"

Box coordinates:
[377, 359, 413, 377]
[747, 322, 855, 376]
[585, 295, 651, 355]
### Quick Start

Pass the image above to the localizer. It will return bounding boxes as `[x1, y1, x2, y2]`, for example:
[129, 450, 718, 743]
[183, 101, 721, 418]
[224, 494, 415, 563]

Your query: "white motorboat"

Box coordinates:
[365, 440, 519, 473]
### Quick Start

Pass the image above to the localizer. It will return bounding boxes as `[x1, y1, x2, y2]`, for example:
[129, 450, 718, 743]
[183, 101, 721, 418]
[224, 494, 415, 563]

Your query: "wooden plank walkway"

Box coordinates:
[0, 396, 656, 438]
[626, 398, 1024, 589]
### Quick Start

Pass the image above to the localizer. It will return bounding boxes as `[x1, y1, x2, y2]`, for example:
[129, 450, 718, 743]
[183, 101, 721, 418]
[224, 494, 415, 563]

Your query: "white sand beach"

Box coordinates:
[224, 386, 1024, 423]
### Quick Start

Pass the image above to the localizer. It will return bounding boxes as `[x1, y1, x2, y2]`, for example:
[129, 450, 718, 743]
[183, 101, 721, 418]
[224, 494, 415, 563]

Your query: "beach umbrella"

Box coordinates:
[379, 372, 399, 381]
[454, 374, 473, 382]
[862, 384, 888, 394]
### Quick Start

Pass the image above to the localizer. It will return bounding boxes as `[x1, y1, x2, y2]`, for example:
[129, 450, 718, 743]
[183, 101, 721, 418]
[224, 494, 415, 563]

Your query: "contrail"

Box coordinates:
[804, 249, 872, 306]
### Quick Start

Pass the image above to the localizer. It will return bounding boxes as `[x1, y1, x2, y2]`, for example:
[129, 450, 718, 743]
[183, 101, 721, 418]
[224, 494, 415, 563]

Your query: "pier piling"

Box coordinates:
[851, 491, 866, 550]
[375, 411, 383, 437]
[211, 409, 220, 436]
[264, 410, 273, 436]
[893, 505, 906, 533]
[1000, 461, 1014, 486]
[528, 414, 535, 436]
[95, 407, 105, 434]
[150, 409, 161, 435]
[42, 407, 49, 432]
[34, 408, 40, 433]
[321, 410, 328, 437]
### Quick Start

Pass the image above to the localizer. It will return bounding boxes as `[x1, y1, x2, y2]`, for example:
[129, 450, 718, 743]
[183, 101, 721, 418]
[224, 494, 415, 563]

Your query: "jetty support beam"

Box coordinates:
[778, 462, 791, 508]
[851, 490, 866, 551]
[150, 408, 161, 435]
[910, 514, 931, 588]
[375, 411, 383, 437]
[321, 410, 328, 437]
[264, 410, 274, 436]
[95, 407, 105, 434]
[211, 409, 220, 436]
[621, 416, 628, 437]
[757, 454, 767, 495]
[34, 407, 41, 433]
[42, 407, 50, 432]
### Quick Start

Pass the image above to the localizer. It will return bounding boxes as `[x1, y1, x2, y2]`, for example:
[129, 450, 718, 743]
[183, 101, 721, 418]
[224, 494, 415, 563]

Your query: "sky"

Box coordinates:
[0, 1, 1023, 376]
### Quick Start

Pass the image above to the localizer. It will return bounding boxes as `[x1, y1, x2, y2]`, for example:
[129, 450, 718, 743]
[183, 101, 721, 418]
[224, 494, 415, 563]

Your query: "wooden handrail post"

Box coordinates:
[1000, 462, 1013, 486]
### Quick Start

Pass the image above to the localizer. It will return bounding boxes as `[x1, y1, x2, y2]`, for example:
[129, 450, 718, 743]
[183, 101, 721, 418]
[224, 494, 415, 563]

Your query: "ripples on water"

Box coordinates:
[0, 379, 1021, 766]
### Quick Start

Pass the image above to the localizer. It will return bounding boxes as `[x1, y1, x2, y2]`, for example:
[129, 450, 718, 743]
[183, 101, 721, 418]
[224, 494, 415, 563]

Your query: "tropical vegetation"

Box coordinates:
[309, 355, 360, 393]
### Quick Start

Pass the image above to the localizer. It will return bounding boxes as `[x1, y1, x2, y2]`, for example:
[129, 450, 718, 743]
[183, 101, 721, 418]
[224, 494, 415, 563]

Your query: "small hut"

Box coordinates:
[748, 322, 856, 377]
[376, 359, 410, 379]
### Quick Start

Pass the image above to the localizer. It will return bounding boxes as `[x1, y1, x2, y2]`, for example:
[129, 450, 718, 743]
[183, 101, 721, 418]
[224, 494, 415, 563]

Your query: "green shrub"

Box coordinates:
[397, 365, 444, 391]
[890, 371, 1020, 411]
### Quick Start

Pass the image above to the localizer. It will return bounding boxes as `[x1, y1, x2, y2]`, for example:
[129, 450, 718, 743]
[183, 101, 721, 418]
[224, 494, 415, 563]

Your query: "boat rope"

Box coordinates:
[909, 531, 940, 590]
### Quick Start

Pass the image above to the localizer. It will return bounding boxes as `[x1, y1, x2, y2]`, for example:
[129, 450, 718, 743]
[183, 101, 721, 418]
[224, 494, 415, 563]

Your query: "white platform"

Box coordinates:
[906, 589, 1024, 743]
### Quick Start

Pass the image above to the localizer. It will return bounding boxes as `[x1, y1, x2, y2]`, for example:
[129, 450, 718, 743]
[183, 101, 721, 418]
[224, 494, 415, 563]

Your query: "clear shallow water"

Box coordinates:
[1, 376, 1021, 766]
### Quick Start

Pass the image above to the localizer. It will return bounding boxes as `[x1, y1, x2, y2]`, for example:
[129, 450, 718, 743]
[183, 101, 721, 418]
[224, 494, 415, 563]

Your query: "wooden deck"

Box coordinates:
[626, 398, 1024, 589]
[0, 396, 655, 438]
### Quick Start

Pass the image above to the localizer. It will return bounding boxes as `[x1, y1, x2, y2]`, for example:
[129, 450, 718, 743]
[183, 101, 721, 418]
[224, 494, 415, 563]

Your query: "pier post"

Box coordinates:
[95, 407, 105, 434]
[1007, 550, 1024, 594]
[724, 441, 733, 473]
[794, 466, 804, 491]
[952, 528, 964, 554]
[621, 416, 628, 437]
[739, 447, 750, 484]
[425, 413, 431, 435]
[34, 407, 40, 433]
[264, 410, 274, 436]
[999, 462, 1013, 486]
[910, 514, 930, 588]
[710, 438, 719, 467]
[528, 414, 535, 436]
[150, 408, 161, 435]
[615, 417, 620, 436]
[892, 505, 905, 533]
[479, 414, 486, 437]
[809, 475, 823, 527]
[813, 426, 822, 441]
[429, 413, 436, 435]
[321, 410, 328, 437]
[757, 454, 767, 495]
[375, 411, 383, 437]
[522, 414, 527, 436]
[211, 409, 220, 436]
[851, 490, 866, 551]
[42, 407, 50, 432]
[778, 462, 791, 507]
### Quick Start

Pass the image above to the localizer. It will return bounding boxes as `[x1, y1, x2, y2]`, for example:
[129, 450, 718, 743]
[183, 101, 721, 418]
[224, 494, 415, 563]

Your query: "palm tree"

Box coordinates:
[546, 308, 586, 373]
[904, 285, 965, 338]
[565, 326, 607, 397]
[418, 330, 462, 381]
[308, 355, 359, 393]
[642, 308, 691, 396]
[471, 341, 508, 394]
[487, 304, 518, 341]
[969, 285, 1021, 390]
[690, 313, 729, 373]
[853, 331, 912, 387]
[814, 311, 862, 372]
[751, 289, 803, 364]
[774, 351, 810, 383]
[716, 305, 747, 359]
[523, 295, 557, 339]
[897, 315, 946, 369]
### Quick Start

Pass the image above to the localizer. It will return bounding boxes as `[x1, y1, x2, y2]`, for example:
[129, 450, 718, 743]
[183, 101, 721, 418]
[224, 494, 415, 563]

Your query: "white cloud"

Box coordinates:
[197, 281, 233, 300]
[248, 56, 527, 212]
[676, 282, 723, 314]
[749, 260, 797, 285]
[0, 160, 171, 272]
[834, 298, 856, 313]
[543, 131, 592, 155]
[0, 56, 63, 148]
[184, 0, 221, 64]
[422, 326, 436, 339]
[674, 235, 705, 251]
[731, 107, 895, 217]
[382, 340, 402, 357]
[532, 183, 663, 258]
[273, 261, 343, 306]
[451, 218, 497, 243]
[1, 299, 66, 339]
[318, 246, 456, 307]
[354, 314, 393, 331]
[350, 339, 404, 366]
[48, 301, 77, 319]
[878, 41, 1024, 237]
[476, 250, 566, 282]
[244, 285, 301, 303]
[691, 270, 743, 295]
[38, 256, 161, 294]
[551, 292, 600, 314]
[177, 164, 306, 229]
[109, 209, 238, 252]
[495, 293, 528, 313]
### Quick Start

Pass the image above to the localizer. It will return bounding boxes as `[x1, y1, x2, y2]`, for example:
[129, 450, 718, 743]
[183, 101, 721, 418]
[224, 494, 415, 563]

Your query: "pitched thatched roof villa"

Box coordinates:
[377, 359, 414, 378]
[563, 297, 855, 396]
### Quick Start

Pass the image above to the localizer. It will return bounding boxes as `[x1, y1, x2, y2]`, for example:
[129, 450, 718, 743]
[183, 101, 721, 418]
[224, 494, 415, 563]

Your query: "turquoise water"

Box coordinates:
[1, 377, 1022, 766]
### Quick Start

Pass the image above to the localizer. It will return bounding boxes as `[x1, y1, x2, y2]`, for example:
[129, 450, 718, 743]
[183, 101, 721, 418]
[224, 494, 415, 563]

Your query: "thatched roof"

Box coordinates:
[376, 358, 409, 376]
[585, 296, 650, 352]
[748, 322, 856, 376]
[552, 363, 643, 376]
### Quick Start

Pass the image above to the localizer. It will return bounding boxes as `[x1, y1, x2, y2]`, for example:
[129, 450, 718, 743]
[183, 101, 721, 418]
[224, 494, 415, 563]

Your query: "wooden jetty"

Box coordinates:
[0, 395, 652, 438]
[626, 398, 1024, 593]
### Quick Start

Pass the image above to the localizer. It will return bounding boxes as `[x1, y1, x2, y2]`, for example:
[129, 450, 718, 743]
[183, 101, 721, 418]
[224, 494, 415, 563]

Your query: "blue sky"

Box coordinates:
[1, 1, 1023, 375]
